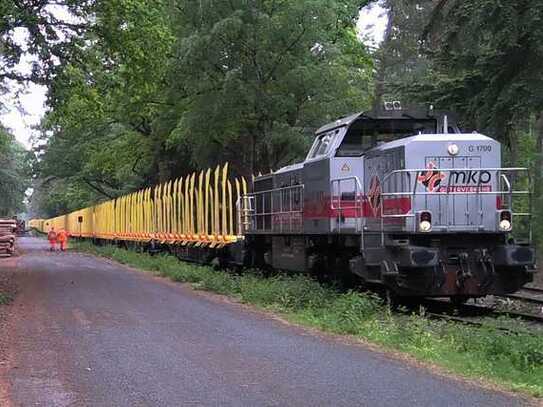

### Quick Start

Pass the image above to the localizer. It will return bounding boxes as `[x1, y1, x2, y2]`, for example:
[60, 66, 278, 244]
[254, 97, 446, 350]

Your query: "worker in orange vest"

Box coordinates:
[47, 228, 57, 251]
[57, 229, 69, 252]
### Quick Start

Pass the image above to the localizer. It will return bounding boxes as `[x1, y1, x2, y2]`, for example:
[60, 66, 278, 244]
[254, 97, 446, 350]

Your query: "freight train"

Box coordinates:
[30, 104, 536, 302]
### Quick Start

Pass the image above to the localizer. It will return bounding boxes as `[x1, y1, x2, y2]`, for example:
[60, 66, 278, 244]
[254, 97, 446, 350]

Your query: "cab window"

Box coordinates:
[335, 118, 437, 157]
[307, 129, 339, 159]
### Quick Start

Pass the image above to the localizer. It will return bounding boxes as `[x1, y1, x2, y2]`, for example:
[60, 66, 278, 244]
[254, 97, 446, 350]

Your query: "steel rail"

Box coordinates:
[417, 297, 543, 326]
[503, 292, 543, 305]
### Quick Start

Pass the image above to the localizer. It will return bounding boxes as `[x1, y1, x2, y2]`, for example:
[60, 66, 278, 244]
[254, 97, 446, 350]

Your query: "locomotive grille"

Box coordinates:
[423, 155, 482, 228]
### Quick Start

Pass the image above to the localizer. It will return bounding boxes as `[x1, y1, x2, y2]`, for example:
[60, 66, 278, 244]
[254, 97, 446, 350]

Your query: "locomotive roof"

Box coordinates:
[316, 108, 458, 135]
[274, 162, 304, 174]
[369, 132, 495, 151]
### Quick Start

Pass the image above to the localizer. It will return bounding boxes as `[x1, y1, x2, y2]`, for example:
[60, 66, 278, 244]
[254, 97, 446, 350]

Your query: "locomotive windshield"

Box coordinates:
[307, 129, 340, 159]
[336, 118, 437, 157]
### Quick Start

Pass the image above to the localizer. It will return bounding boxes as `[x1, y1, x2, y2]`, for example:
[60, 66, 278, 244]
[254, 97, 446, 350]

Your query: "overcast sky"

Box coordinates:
[0, 2, 387, 150]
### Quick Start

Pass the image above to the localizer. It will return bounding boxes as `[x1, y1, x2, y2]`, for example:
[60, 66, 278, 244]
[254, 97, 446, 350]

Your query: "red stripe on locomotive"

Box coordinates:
[303, 196, 411, 219]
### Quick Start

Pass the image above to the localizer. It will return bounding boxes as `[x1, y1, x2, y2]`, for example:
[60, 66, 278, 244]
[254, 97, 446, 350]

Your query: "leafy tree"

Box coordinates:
[0, 0, 94, 85]
[371, 0, 433, 107]
[409, 1, 543, 149]
[34, 0, 179, 211]
[30, 0, 373, 216]
[0, 126, 31, 216]
[168, 0, 373, 176]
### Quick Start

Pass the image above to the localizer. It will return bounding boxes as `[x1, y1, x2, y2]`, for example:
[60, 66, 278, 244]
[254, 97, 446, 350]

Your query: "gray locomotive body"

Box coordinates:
[242, 107, 535, 299]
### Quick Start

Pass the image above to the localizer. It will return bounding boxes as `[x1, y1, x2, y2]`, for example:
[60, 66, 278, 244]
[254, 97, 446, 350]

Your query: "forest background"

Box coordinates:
[1, 0, 543, 243]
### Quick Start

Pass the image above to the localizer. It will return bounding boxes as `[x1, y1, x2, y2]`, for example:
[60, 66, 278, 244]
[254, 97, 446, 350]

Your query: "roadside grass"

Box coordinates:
[74, 241, 543, 398]
[0, 292, 12, 305]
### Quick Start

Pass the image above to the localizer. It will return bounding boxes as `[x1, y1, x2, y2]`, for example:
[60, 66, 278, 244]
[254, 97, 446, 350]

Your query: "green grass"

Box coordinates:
[74, 241, 543, 398]
[0, 292, 12, 305]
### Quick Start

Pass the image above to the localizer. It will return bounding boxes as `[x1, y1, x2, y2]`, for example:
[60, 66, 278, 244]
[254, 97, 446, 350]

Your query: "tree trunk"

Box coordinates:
[534, 112, 543, 198]
[508, 129, 519, 167]
[249, 133, 257, 178]
[533, 112, 543, 245]
[372, 1, 395, 111]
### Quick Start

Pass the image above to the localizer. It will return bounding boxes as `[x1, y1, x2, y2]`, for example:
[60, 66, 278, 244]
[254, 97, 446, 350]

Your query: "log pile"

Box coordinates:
[0, 219, 17, 256]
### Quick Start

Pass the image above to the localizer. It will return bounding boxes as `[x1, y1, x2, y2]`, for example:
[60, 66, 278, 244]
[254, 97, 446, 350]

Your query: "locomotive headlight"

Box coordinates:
[447, 144, 459, 156]
[499, 211, 512, 232]
[419, 220, 432, 232]
[418, 211, 432, 232]
[499, 219, 512, 232]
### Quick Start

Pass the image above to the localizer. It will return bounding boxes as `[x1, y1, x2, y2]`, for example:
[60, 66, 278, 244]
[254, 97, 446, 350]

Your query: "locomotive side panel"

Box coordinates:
[303, 158, 331, 234]
[363, 146, 406, 234]
[272, 165, 304, 235]
[329, 155, 365, 234]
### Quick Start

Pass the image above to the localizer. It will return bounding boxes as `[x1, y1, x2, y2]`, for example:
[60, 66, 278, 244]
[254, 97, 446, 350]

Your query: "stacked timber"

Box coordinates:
[0, 219, 17, 256]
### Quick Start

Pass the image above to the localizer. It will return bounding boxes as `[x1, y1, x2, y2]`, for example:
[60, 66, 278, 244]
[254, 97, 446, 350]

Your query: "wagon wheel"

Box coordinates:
[450, 295, 469, 308]
[384, 288, 399, 310]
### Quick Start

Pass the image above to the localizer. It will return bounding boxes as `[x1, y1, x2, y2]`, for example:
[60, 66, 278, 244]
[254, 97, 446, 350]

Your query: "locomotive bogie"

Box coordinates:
[347, 232, 534, 297]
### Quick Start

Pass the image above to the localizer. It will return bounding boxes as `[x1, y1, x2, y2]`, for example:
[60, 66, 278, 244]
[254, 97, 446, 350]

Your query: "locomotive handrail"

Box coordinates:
[242, 184, 304, 234]
[382, 191, 530, 196]
[381, 167, 530, 196]
[244, 183, 304, 196]
[378, 167, 532, 243]
[330, 176, 364, 235]
[383, 167, 529, 173]
[330, 176, 364, 210]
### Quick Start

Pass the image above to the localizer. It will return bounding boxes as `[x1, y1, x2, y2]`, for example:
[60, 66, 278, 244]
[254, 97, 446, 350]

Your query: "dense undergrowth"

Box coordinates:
[75, 241, 543, 398]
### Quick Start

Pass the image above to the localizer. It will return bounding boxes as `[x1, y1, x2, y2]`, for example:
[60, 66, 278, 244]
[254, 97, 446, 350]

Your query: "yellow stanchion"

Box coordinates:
[31, 163, 245, 247]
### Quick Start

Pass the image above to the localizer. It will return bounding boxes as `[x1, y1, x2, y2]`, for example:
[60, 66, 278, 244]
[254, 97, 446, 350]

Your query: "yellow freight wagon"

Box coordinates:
[44, 215, 67, 234]
[28, 219, 45, 232]
[30, 164, 246, 248]
[67, 208, 94, 238]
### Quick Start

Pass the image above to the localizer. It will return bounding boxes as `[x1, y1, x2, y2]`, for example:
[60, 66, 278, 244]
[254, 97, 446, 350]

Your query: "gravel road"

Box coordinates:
[0, 237, 531, 406]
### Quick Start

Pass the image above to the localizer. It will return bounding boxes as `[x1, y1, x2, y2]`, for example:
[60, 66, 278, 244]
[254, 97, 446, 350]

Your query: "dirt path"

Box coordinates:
[0, 237, 532, 406]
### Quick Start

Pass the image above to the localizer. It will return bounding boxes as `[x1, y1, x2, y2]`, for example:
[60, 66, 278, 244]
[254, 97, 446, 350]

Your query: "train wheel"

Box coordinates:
[450, 296, 469, 307]
[384, 288, 399, 310]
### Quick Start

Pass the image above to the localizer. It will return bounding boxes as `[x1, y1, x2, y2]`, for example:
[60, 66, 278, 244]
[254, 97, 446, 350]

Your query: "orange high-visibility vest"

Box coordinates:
[57, 230, 67, 242]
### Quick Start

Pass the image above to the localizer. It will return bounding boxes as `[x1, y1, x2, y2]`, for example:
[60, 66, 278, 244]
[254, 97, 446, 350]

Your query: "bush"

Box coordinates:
[0, 292, 12, 305]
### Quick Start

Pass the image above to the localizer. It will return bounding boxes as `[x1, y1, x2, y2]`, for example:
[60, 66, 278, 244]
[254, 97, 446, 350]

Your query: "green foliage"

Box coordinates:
[30, 0, 178, 215]
[0, 0, 94, 83]
[409, 0, 543, 141]
[26, 0, 373, 217]
[0, 127, 31, 216]
[0, 292, 12, 305]
[169, 0, 373, 174]
[372, 0, 434, 102]
[76, 240, 543, 397]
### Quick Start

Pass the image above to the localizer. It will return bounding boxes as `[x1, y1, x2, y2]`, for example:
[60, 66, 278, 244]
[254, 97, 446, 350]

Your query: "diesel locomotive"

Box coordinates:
[31, 104, 536, 301]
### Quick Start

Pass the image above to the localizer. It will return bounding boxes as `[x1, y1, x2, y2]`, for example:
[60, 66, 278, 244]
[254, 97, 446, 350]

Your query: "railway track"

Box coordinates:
[416, 297, 543, 334]
[504, 286, 543, 305]
[424, 312, 536, 335]
[489, 307, 543, 324]
[522, 286, 543, 295]
[460, 300, 543, 325]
